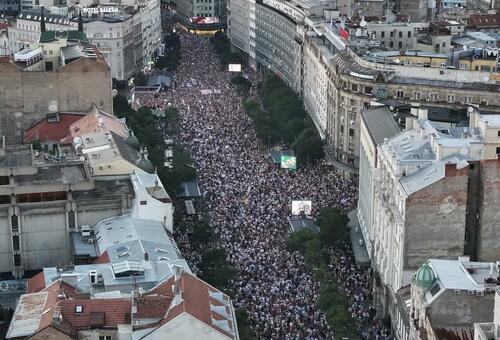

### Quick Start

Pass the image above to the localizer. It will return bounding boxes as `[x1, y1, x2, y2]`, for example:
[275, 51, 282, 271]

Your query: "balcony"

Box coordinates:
[474, 323, 495, 340]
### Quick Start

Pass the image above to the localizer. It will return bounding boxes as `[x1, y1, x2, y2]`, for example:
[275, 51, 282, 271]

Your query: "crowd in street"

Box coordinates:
[138, 29, 391, 339]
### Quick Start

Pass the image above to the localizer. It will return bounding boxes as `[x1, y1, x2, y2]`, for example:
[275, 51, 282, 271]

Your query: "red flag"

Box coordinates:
[339, 27, 349, 40]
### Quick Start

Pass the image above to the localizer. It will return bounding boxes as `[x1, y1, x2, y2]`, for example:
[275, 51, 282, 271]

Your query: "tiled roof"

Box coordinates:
[149, 273, 237, 339]
[27, 271, 46, 293]
[468, 14, 500, 28]
[59, 299, 132, 328]
[135, 296, 172, 319]
[62, 108, 128, 144]
[24, 113, 84, 144]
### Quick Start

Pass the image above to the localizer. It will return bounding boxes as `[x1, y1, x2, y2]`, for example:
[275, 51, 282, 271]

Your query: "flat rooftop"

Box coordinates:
[16, 164, 88, 185]
[0, 145, 33, 168]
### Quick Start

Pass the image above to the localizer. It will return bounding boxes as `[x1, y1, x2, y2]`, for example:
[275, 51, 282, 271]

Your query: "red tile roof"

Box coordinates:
[148, 273, 236, 339]
[59, 299, 132, 328]
[24, 113, 85, 144]
[468, 14, 500, 28]
[61, 108, 128, 144]
[135, 295, 172, 319]
[27, 271, 46, 293]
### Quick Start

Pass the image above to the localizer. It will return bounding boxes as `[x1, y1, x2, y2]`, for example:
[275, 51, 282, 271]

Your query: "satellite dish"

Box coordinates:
[360, 18, 367, 27]
[98, 117, 104, 124]
[112, 89, 118, 97]
[389, 105, 394, 111]
[73, 136, 82, 144]
[79, 156, 85, 162]
[468, 106, 474, 113]
[394, 58, 400, 64]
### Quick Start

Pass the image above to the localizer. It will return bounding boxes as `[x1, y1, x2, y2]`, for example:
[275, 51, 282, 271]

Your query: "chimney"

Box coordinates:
[52, 306, 62, 325]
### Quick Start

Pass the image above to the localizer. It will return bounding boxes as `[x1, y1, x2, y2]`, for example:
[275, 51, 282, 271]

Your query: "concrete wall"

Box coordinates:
[404, 165, 469, 269]
[478, 159, 500, 261]
[430, 290, 495, 326]
[0, 57, 112, 144]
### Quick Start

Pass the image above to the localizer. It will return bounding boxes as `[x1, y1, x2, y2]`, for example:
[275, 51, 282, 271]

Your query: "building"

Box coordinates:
[409, 258, 499, 340]
[0, 129, 172, 277]
[174, 0, 227, 32]
[356, 107, 500, 336]
[397, 0, 428, 22]
[6, 271, 239, 339]
[8, 3, 163, 81]
[357, 104, 401, 259]
[364, 22, 418, 50]
[474, 287, 500, 340]
[228, 5, 500, 175]
[0, 27, 112, 144]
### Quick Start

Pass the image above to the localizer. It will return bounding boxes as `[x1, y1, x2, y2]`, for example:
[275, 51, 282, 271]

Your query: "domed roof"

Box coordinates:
[137, 158, 155, 173]
[414, 263, 436, 289]
[125, 134, 140, 150]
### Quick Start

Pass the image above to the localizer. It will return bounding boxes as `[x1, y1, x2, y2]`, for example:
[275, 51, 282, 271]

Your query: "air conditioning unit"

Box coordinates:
[468, 290, 475, 295]
[476, 291, 485, 297]
[453, 289, 460, 295]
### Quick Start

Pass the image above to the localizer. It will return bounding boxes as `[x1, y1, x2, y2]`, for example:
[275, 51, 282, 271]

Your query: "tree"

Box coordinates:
[113, 94, 134, 118]
[235, 309, 258, 340]
[231, 75, 252, 96]
[291, 126, 324, 163]
[304, 238, 327, 270]
[191, 221, 215, 245]
[286, 228, 315, 254]
[317, 208, 349, 248]
[198, 248, 236, 291]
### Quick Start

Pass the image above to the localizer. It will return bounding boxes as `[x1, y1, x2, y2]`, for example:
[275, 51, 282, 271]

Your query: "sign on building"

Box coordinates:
[281, 155, 297, 169]
[291, 200, 312, 215]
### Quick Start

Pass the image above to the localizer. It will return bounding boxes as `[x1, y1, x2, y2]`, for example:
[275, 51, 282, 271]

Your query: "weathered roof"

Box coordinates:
[24, 113, 85, 144]
[362, 106, 401, 146]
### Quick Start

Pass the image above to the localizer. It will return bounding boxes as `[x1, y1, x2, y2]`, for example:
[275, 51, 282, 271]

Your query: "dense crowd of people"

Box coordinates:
[138, 29, 391, 339]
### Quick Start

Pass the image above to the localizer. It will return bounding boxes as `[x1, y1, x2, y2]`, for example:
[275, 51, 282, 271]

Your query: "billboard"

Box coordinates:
[228, 64, 242, 72]
[190, 16, 220, 24]
[281, 155, 297, 169]
[292, 200, 312, 215]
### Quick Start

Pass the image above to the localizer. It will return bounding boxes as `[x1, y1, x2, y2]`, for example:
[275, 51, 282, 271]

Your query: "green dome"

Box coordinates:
[137, 158, 154, 173]
[414, 263, 436, 289]
[125, 134, 140, 150]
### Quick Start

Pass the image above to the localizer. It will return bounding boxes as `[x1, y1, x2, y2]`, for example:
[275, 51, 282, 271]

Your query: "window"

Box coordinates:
[497, 131, 500, 137]
[408, 31, 412, 38]
[75, 305, 83, 313]
[349, 128, 355, 137]
[351, 84, 358, 92]
[464, 96, 472, 104]
[396, 90, 404, 98]
[390, 31, 394, 38]
[14, 253, 21, 267]
[98, 336, 111, 340]
[442, 42, 446, 47]
[389, 41, 393, 48]
[496, 147, 500, 155]
[381, 31, 385, 38]
[398, 41, 402, 49]
[399, 31, 402, 38]
[416, 61, 422, 66]
[447, 94, 455, 103]
[413, 92, 421, 100]
[68, 211, 75, 228]
[12, 235, 19, 251]
[440, 62, 447, 68]
[430, 93, 438, 101]
[459, 63, 467, 70]
[429, 283, 441, 296]
[11, 214, 18, 232]
[364, 86, 373, 94]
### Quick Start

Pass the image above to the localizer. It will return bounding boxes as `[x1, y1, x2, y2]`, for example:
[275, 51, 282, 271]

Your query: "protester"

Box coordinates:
[137, 29, 390, 340]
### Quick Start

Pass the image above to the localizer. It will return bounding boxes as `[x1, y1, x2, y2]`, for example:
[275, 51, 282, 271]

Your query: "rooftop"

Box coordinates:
[24, 112, 86, 144]
[422, 258, 500, 304]
[362, 105, 402, 145]
[39, 30, 88, 44]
